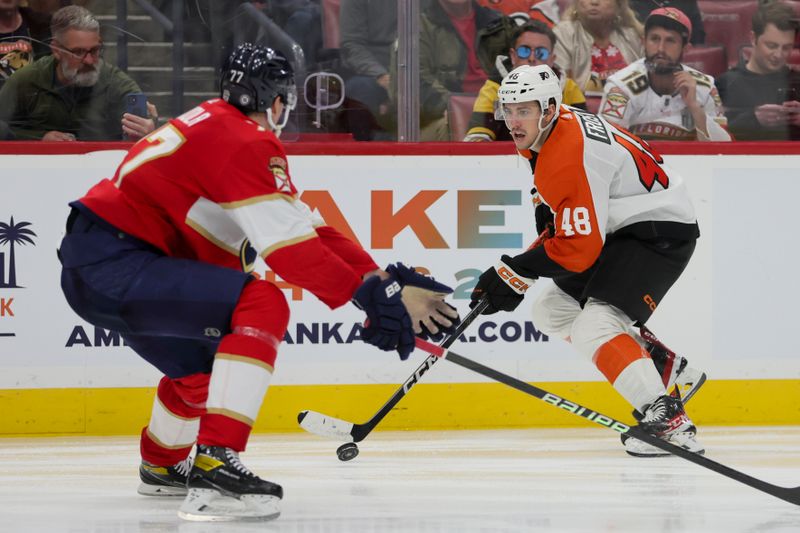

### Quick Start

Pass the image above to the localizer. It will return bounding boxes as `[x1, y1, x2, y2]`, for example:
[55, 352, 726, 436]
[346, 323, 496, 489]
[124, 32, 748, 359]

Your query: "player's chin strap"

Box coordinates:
[529, 109, 556, 151]
[266, 108, 290, 137]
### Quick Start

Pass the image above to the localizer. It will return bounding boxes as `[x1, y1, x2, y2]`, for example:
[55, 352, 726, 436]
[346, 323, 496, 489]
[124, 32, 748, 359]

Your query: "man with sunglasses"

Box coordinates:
[598, 7, 730, 141]
[465, 19, 586, 141]
[0, 5, 156, 141]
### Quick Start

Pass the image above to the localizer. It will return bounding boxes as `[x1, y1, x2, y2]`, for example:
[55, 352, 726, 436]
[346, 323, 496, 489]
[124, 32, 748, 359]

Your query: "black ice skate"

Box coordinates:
[628, 332, 708, 424]
[624, 395, 705, 457]
[177, 445, 282, 521]
[646, 338, 707, 404]
[137, 457, 192, 496]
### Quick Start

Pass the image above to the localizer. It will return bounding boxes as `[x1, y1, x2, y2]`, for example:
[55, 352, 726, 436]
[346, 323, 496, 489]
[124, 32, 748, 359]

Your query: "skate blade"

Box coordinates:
[178, 488, 281, 522]
[676, 369, 707, 404]
[137, 482, 187, 497]
[624, 436, 706, 457]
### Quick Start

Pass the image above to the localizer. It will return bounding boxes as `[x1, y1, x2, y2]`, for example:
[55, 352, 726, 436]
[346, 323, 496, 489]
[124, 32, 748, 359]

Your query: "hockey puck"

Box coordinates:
[336, 442, 359, 462]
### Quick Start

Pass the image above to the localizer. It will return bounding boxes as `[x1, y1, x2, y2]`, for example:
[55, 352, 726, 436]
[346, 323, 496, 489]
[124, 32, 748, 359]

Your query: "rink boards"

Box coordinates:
[0, 142, 799, 435]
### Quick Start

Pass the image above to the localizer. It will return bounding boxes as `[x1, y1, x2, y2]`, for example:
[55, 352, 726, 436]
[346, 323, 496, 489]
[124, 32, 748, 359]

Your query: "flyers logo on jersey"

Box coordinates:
[497, 265, 532, 294]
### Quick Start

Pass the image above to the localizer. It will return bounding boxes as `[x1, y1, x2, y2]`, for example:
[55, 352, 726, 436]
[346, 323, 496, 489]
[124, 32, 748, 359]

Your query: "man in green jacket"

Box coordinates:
[0, 5, 156, 141]
[417, 0, 500, 140]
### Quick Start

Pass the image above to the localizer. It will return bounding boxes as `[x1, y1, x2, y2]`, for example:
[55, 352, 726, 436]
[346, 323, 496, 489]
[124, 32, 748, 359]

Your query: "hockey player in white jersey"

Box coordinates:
[599, 7, 730, 141]
[470, 63, 706, 456]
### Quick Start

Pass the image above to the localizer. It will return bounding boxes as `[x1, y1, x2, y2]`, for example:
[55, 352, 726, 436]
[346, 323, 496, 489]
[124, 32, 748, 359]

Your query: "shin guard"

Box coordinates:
[141, 373, 209, 466]
[198, 281, 289, 451]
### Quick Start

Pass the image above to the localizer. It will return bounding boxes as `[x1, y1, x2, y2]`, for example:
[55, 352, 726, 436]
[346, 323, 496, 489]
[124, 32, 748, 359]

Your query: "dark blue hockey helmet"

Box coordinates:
[220, 43, 297, 116]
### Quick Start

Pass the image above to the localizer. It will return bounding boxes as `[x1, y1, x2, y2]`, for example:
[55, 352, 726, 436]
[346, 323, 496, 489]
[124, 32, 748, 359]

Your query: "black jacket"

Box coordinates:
[716, 63, 800, 141]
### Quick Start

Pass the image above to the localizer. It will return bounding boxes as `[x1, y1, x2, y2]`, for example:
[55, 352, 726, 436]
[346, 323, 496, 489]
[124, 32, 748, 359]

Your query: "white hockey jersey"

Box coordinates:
[598, 58, 729, 141]
[519, 105, 698, 275]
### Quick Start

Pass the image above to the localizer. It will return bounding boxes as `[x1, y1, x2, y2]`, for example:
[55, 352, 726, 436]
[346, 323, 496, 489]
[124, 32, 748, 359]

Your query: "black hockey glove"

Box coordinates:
[469, 255, 537, 315]
[386, 263, 461, 341]
[353, 275, 415, 360]
[531, 188, 555, 237]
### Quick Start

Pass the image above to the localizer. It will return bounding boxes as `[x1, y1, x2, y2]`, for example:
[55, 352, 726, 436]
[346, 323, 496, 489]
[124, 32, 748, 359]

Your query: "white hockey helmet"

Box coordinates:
[495, 64, 562, 120]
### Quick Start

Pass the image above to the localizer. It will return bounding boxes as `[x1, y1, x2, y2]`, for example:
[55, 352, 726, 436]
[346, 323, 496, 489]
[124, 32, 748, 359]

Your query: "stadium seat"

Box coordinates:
[322, 0, 342, 50]
[698, 0, 759, 68]
[447, 93, 478, 141]
[792, 48, 800, 70]
[683, 45, 727, 78]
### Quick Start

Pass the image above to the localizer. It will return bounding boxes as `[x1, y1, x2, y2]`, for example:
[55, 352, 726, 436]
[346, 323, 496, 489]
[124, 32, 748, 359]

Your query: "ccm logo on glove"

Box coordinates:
[496, 265, 532, 294]
[496, 259, 535, 294]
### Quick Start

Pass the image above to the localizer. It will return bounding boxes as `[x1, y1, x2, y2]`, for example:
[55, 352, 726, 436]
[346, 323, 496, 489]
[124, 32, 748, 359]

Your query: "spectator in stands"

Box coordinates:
[0, 5, 157, 141]
[553, 0, 644, 96]
[251, 1, 322, 67]
[465, 19, 586, 140]
[340, 0, 397, 141]
[27, 0, 72, 15]
[599, 7, 730, 141]
[630, 0, 704, 44]
[716, 1, 800, 141]
[0, 0, 52, 87]
[416, 0, 501, 140]
[476, 0, 569, 27]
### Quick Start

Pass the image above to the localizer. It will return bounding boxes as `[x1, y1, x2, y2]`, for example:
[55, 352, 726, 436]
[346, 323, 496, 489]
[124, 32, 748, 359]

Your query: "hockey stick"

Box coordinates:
[297, 298, 490, 443]
[296, 229, 554, 443]
[297, 229, 550, 443]
[415, 337, 800, 507]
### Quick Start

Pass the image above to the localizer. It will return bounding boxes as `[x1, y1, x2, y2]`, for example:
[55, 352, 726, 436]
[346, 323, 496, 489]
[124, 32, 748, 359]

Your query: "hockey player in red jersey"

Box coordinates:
[469, 64, 706, 456]
[58, 43, 459, 521]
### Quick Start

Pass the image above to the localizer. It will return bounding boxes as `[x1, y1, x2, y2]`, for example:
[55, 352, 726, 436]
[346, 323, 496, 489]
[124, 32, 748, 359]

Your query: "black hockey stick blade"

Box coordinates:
[415, 338, 800, 507]
[297, 298, 490, 443]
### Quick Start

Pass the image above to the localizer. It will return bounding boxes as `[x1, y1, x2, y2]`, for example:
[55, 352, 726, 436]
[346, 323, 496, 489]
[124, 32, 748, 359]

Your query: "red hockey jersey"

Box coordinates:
[78, 99, 377, 308]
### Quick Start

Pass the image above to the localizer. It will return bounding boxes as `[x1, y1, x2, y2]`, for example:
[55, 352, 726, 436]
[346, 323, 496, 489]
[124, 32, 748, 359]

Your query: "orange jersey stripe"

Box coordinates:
[592, 334, 651, 383]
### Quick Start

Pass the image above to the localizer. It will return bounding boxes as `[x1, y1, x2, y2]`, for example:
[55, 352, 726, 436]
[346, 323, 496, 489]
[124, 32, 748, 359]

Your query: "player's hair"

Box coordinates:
[51, 6, 100, 42]
[511, 20, 557, 50]
[752, 2, 798, 37]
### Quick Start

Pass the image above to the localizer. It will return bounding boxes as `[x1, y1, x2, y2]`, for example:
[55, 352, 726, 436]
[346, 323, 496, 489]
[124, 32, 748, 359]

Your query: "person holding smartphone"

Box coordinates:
[0, 5, 157, 141]
[716, 2, 800, 141]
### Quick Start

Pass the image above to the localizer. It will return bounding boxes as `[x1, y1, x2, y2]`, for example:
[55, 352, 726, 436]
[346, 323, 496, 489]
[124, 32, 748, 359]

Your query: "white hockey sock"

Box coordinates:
[612, 358, 667, 412]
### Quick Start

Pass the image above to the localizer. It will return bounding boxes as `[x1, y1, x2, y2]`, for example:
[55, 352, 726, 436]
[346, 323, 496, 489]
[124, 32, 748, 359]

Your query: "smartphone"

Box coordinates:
[776, 87, 798, 103]
[125, 92, 148, 118]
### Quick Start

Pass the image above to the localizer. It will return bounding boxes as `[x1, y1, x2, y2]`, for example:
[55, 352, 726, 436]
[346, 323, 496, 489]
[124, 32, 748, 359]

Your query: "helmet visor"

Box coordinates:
[494, 102, 540, 122]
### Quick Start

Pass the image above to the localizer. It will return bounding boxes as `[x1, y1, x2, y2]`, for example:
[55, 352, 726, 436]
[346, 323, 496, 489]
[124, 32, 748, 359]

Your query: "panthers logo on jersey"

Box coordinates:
[0, 42, 32, 81]
[239, 239, 258, 273]
[269, 156, 292, 193]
